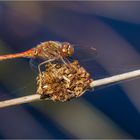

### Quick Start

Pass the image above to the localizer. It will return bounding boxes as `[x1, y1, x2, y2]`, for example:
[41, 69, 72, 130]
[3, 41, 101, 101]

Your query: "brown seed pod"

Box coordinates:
[36, 60, 93, 102]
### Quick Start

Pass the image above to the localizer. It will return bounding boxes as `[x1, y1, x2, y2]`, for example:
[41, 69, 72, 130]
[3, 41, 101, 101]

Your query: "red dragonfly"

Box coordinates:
[0, 41, 74, 60]
[0, 41, 97, 73]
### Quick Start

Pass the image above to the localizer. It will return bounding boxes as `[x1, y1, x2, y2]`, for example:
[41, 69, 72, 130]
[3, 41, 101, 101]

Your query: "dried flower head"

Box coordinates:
[36, 60, 93, 102]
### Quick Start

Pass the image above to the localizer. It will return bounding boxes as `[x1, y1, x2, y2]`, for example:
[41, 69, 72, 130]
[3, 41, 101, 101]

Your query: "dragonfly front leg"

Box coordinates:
[38, 58, 56, 74]
[60, 56, 71, 66]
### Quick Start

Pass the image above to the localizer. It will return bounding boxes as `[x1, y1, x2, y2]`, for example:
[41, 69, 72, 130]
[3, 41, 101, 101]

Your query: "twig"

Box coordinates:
[0, 94, 41, 108]
[90, 69, 140, 87]
[0, 69, 140, 108]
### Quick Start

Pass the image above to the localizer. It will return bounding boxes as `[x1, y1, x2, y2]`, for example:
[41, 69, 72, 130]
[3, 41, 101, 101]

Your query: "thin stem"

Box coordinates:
[0, 69, 140, 108]
[90, 69, 140, 87]
[0, 94, 41, 108]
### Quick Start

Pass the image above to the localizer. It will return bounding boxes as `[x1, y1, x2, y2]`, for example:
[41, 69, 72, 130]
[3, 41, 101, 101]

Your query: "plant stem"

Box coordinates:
[90, 69, 140, 87]
[0, 69, 140, 108]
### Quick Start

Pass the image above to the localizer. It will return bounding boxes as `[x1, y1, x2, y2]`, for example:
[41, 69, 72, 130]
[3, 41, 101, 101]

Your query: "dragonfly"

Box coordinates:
[0, 41, 97, 74]
[0, 40, 139, 78]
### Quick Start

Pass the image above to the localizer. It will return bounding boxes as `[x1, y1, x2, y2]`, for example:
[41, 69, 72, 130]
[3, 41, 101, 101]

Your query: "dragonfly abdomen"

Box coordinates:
[0, 49, 35, 61]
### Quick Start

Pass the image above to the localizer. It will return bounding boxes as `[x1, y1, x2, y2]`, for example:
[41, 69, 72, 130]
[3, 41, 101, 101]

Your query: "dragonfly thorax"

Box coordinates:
[35, 41, 74, 60]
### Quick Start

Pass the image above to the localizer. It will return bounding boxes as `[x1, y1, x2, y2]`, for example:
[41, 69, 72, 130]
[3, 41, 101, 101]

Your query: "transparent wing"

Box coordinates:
[70, 45, 140, 81]
[71, 45, 97, 63]
[29, 58, 44, 73]
[70, 45, 108, 79]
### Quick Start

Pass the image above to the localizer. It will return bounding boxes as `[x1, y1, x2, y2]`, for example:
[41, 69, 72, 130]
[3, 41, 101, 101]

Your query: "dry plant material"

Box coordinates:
[36, 60, 93, 101]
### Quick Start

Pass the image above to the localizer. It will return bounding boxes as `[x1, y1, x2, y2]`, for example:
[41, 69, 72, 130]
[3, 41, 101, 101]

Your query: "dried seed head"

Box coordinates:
[36, 60, 93, 102]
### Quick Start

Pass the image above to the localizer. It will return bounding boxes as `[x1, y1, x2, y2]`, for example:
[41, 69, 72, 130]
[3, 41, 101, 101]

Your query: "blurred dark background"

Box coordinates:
[0, 1, 140, 139]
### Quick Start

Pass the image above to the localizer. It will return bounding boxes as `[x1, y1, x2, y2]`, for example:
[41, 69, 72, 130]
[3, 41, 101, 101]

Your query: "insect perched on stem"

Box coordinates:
[0, 41, 75, 73]
[0, 41, 97, 74]
[0, 41, 74, 61]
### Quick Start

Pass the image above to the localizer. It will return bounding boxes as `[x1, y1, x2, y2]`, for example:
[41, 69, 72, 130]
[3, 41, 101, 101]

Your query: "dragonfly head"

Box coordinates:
[60, 42, 74, 57]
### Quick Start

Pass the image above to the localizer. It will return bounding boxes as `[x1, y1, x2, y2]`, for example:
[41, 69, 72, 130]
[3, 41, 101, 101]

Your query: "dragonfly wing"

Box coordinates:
[69, 45, 106, 79]
[29, 58, 43, 73]
[71, 45, 97, 63]
[71, 45, 140, 80]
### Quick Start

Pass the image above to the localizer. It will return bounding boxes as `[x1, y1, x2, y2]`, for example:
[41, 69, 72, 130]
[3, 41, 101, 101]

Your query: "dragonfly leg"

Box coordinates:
[64, 57, 71, 64]
[38, 58, 56, 74]
[60, 56, 71, 66]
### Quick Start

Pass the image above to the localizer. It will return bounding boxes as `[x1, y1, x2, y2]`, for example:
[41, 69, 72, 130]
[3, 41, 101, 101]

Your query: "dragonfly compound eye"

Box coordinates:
[68, 45, 74, 57]
[61, 42, 74, 57]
